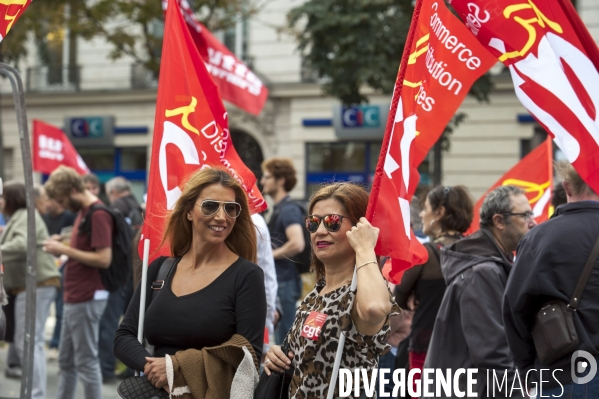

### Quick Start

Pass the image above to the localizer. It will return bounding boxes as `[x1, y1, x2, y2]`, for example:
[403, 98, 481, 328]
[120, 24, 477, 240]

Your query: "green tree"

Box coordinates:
[0, 0, 257, 76]
[288, 0, 492, 105]
[288, 0, 493, 184]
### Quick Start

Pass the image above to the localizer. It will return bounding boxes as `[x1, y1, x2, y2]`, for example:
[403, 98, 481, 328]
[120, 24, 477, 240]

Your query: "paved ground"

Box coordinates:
[0, 343, 122, 399]
[0, 310, 123, 399]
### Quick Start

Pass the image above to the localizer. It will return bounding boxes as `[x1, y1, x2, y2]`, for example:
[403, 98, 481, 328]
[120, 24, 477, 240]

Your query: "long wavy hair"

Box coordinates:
[161, 167, 257, 263]
[308, 182, 369, 281]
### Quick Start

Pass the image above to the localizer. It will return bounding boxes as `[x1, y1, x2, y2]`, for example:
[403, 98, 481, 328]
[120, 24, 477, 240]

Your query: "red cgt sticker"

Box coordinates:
[301, 311, 328, 341]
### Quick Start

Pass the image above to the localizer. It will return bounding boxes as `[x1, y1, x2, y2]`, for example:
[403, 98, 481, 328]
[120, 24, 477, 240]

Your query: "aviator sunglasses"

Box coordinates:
[305, 214, 353, 233]
[196, 200, 242, 218]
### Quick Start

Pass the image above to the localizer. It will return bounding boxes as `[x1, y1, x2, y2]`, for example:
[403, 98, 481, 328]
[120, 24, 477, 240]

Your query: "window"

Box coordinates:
[2, 148, 14, 181]
[305, 141, 380, 198]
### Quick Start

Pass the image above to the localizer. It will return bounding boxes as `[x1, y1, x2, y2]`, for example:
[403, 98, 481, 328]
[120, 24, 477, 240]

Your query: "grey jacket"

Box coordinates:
[423, 230, 524, 399]
[0, 208, 60, 290]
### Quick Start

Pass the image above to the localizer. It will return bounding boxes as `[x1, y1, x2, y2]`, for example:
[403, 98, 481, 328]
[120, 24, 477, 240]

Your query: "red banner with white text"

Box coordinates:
[0, 0, 30, 43]
[32, 120, 90, 176]
[163, 0, 269, 116]
[466, 137, 553, 234]
[367, 0, 496, 282]
[450, 0, 599, 196]
[142, 0, 267, 261]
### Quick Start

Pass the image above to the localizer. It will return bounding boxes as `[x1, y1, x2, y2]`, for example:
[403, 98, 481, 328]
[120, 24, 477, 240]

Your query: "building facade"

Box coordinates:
[1, 0, 598, 202]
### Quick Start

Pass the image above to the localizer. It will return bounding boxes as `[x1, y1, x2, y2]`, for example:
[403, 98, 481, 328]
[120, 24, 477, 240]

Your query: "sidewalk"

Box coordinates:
[0, 309, 122, 399]
[0, 343, 122, 399]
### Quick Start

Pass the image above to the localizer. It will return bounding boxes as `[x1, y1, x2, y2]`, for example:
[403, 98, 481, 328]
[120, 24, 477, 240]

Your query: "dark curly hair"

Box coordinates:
[425, 185, 473, 234]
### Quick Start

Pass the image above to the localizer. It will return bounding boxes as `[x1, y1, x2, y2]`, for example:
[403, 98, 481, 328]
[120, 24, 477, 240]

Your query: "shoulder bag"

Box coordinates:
[117, 258, 177, 399]
[253, 338, 294, 399]
[531, 235, 599, 365]
[255, 267, 358, 399]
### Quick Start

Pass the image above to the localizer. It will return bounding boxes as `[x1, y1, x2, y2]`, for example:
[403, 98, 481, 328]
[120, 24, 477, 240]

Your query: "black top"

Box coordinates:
[267, 196, 304, 281]
[394, 236, 459, 353]
[504, 201, 599, 387]
[114, 256, 267, 371]
[42, 210, 76, 236]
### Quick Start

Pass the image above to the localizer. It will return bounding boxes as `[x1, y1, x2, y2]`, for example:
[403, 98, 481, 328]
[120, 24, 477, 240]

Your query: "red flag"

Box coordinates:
[32, 120, 90, 176]
[163, 0, 269, 116]
[466, 137, 553, 234]
[366, 0, 496, 282]
[450, 0, 599, 198]
[142, 0, 267, 261]
[0, 0, 30, 43]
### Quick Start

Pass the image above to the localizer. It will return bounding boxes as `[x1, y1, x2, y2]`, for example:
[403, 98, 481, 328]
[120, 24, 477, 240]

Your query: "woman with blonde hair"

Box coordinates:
[114, 167, 266, 392]
[263, 182, 399, 398]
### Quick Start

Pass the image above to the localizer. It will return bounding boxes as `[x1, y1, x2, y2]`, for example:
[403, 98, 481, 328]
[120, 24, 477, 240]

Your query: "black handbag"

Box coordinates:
[532, 235, 599, 365]
[254, 341, 294, 399]
[117, 258, 177, 398]
[117, 376, 169, 399]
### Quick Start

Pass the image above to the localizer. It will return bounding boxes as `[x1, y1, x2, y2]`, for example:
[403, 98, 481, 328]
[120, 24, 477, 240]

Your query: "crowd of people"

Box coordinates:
[0, 158, 598, 398]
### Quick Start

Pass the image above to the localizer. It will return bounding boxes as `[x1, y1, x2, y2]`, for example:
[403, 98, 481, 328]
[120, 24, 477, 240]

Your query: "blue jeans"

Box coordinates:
[275, 276, 302, 344]
[378, 349, 397, 398]
[50, 285, 64, 348]
[57, 299, 107, 399]
[51, 267, 65, 349]
[539, 372, 599, 398]
[98, 286, 128, 379]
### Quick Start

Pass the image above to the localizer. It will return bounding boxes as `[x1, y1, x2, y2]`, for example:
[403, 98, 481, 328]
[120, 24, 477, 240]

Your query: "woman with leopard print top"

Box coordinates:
[263, 182, 400, 399]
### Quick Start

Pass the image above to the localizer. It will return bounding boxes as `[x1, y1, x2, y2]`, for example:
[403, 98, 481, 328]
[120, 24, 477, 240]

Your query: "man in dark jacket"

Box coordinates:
[100, 176, 142, 382]
[423, 185, 536, 398]
[504, 162, 599, 396]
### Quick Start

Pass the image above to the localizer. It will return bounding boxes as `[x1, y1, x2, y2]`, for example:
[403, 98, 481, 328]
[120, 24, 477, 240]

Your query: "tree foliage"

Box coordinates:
[0, 0, 256, 76]
[288, 0, 493, 106]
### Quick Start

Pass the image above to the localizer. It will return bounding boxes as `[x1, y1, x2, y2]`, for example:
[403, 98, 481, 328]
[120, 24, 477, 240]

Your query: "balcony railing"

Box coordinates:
[25, 63, 158, 93]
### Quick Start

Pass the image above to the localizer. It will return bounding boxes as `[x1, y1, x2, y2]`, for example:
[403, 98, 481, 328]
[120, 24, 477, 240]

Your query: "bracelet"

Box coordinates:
[356, 260, 378, 271]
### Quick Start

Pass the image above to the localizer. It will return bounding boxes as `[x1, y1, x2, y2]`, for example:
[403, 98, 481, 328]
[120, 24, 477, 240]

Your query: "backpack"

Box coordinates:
[268, 198, 312, 274]
[120, 195, 144, 234]
[79, 204, 132, 292]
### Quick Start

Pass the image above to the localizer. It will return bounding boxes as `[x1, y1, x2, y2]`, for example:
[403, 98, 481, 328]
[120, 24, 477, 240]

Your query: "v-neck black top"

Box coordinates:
[114, 256, 266, 371]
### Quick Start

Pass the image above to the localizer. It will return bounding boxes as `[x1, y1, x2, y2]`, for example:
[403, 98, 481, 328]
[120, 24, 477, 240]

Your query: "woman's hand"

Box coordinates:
[263, 345, 293, 376]
[346, 217, 379, 253]
[144, 357, 169, 392]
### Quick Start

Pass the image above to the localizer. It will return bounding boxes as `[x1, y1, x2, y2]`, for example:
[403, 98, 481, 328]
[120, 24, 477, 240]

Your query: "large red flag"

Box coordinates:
[32, 120, 90, 176]
[142, 0, 267, 261]
[162, 0, 269, 116]
[450, 0, 599, 196]
[367, 0, 496, 282]
[0, 0, 30, 43]
[466, 137, 553, 234]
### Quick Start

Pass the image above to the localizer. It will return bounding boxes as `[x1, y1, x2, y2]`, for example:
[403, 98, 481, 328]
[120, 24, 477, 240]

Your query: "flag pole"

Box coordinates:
[136, 238, 150, 376]
[547, 136, 554, 218]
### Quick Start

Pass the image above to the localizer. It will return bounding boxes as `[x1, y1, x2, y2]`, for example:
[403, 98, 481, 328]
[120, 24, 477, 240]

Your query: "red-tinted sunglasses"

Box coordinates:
[305, 214, 353, 233]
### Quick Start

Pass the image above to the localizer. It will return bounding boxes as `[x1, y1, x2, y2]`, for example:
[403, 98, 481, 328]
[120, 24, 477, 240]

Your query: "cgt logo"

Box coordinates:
[342, 106, 380, 128]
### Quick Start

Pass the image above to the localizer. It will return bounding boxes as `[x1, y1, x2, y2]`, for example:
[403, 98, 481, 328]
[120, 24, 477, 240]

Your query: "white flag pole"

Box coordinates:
[137, 238, 151, 344]
[137, 238, 150, 345]
[135, 238, 150, 377]
[326, 266, 358, 399]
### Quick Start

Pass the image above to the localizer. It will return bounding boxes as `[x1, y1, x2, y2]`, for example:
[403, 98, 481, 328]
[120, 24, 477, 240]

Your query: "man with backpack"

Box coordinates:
[261, 158, 306, 344]
[42, 166, 117, 399]
[99, 176, 142, 382]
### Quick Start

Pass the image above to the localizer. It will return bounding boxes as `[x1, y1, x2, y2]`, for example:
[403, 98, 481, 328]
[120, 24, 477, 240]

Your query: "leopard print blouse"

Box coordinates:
[287, 280, 400, 399]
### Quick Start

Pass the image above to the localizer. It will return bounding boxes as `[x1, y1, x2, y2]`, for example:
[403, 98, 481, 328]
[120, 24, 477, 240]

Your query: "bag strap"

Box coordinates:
[150, 257, 177, 304]
[569, 234, 599, 310]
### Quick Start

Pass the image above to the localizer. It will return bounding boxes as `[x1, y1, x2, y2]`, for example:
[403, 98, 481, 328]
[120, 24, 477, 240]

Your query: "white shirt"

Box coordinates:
[251, 213, 278, 337]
